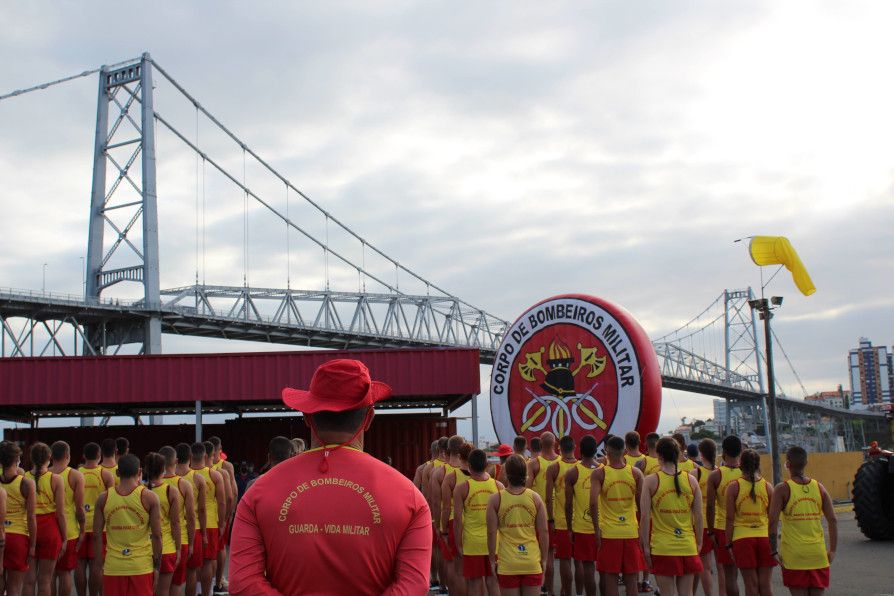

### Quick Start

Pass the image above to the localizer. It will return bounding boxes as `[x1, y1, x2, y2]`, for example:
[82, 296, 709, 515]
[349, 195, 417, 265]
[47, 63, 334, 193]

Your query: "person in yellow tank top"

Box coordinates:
[637, 432, 661, 477]
[563, 435, 600, 596]
[99, 439, 120, 487]
[672, 433, 697, 475]
[208, 436, 237, 594]
[424, 437, 449, 595]
[640, 437, 704, 596]
[442, 442, 473, 595]
[0, 440, 37, 596]
[175, 442, 207, 596]
[453, 448, 502, 596]
[590, 435, 647, 596]
[48, 441, 86, 596]
[160, 445, 196, 596]
[623, 431, 647, 468]
[432, 435, 465, 595]
[486, 454, 549, 595]
[76, 441, 115, 596]
[92, 454, 161, 596]
[768, 446, 837, 595]
[545, 435, 582, 596]
[145, 452, 183, 596]
[694, 438, 718, 596]
[706, 434, 743, 596]
[725, 449, 776, 596]
[524, 431, 558, 594]
[25, 442, 67, 596]
[191, 442, 225, 596]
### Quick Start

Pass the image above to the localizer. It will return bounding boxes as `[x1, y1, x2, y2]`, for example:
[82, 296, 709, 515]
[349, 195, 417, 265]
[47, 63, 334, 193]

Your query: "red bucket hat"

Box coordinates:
[495, 444, 513, 457]
[282, 359, 392, 414]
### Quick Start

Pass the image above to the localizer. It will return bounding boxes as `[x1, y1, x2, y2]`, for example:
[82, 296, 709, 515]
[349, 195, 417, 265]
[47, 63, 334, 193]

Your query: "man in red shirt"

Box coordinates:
[229, 359, 432, 595]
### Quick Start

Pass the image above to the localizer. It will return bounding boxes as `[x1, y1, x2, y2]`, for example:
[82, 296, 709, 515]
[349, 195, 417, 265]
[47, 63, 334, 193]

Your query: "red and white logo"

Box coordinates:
[490, 294, 661, 447]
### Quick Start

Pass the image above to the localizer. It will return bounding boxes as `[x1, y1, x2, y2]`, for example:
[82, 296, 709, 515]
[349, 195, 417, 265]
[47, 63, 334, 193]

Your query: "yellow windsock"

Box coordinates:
[748, 236, 815, 296]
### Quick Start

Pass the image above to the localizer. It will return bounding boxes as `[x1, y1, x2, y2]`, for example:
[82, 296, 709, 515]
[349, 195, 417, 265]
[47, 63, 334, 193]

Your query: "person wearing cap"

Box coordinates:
[229, 359, 432, 595]
[489, 444, 513, 485]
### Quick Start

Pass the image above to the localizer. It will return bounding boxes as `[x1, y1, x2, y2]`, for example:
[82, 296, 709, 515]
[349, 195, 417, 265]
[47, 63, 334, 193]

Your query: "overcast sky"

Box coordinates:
[2, 1, 893, 441]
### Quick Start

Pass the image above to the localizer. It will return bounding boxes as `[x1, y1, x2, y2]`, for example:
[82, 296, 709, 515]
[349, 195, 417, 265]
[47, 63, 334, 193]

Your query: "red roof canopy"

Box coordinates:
[0, 348, 480, 422]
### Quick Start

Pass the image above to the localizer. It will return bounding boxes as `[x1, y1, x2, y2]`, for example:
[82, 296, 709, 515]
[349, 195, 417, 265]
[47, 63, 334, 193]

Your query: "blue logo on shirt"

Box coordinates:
[619, 516, 626, 522]
[85, 504, 91, 511]
[122, 548, 131, 556]
[674, 528, 683, 536]
[517, 544, 526, 552]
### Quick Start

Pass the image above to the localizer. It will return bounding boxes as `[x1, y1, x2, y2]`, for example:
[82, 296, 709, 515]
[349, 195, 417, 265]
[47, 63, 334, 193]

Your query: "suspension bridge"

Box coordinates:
[0, 54, 887, 450]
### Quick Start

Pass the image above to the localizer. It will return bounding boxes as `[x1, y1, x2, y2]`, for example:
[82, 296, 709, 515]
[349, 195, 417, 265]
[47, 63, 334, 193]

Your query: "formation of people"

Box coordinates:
[417, 430, 837, 596]
[0, 435, 240, 596]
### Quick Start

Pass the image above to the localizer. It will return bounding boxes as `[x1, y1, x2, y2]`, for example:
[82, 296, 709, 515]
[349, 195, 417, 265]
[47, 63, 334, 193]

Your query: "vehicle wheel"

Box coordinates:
[853, 458, 894, 541]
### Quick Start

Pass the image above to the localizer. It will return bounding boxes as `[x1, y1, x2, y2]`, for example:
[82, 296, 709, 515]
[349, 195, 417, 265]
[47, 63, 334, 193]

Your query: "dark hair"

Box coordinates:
[606, 435, 625, 455]
[0, 441, 22, 468]
[190, 442, 206, 460]
[202, 441, 214, 459]
[101, 438, 117, 458]
[430, 441, 439, 457]
[51, 441, 70, 462]
[208, 436, 222, 449]
[698, 439, 717, 469]
[513, 435, 527, 453]
[447, 435, 465, 456]
[671, 433, 687, 451]
[83, 442, 100, 461]
[530, 438, 542, 452]
[786, 446, 807, 474]
[115, 437, 129, 456]
[268, 436, 294, 465]
[580, 435, 598, 459]
[144, 452, 165, 480]
[175, 443, 191, 464]
[159, 446, 177, 468]
[469, 449, 487, 473]
[656, 437, 681, 496]
[624, 431, 640, 449]
[740, 449, 761, 502]
[30, 442, 51, 470]
[722, 435, 742, 458]
[504, 454, 527, 487]
[559, 435, 575, 455]
[686, 443, 699, 460]
[646, 432, 660, 449]
[309, 408, 369, 434]
[437, 436, 449, 453]
[117, 454, 140, 479]
[458, 443, 473, 462]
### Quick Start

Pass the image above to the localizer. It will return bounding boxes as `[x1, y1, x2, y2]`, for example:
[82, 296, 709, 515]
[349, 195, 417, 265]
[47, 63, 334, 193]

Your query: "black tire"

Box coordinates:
[853, 458, 894, 541]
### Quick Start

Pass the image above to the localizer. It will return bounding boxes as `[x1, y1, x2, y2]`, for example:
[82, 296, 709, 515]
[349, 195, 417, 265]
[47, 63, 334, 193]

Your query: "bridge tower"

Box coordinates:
[85, 53, 161, 355]
[723, 288, 768, 436]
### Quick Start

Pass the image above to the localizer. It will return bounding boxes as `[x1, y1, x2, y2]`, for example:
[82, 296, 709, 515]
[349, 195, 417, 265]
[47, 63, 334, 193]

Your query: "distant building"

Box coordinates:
[848, 338, 893, 410]
[713, 399, 728, 425]
[805, 385, 850, 409]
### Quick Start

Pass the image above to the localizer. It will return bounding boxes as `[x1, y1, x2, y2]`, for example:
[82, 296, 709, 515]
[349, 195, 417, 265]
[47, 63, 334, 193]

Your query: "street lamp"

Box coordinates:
[748, 296, 783, 484]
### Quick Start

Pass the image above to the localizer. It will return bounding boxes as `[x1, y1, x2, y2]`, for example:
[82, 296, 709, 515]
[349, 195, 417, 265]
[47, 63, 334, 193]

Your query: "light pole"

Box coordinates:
[42, 263, 48, 293]
[748, 295, 783, 485]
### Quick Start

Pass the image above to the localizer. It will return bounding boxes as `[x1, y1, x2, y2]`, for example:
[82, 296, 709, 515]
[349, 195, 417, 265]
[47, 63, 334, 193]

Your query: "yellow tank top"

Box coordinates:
[101, 464, 120, 487]
[650, 471, 697, 556]
[212, 460, 223, 472]
[732, 477, 769, 540]
[714, 465, 742, 529]
[644, 455, 660, 476]
[697, 466, 714, 529]
[196, 467, 218, 529]
[678, 459, 696, 474]
[462, 477, 498, 555]
[79, 466, 105, 530]
[182, 469, 202, 527]
[2, 475, 28, 535]
[433, 459, 446, 468]
[104, 485, 153, 576]
[150, 482, 176, 554]
[553, 459, 576, 530]
[162, 475, 188, 541]
[571, 462, 598, 534]
[59, 468, 80, 540]
[599, 464, 638, 538]
[450, 468, 470, 522]
[780, 479, 828, 570]
[532, 456, 556, 502]
[26, 471, 56, 515]
[496, 489, 541, 575]
[624, 454, 645, 468]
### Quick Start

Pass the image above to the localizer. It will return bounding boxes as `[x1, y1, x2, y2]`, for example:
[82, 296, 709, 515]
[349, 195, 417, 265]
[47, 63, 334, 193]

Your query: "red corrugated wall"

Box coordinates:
[4, 414, 456, 480]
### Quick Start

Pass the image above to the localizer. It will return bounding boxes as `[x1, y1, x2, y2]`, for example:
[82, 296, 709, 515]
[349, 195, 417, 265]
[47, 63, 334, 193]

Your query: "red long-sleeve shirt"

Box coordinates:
[229, 446, 431, 595]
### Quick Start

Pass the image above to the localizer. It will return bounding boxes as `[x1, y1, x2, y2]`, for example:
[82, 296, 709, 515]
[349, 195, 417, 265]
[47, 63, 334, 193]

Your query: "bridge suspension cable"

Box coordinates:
[0, 58, 140, 102]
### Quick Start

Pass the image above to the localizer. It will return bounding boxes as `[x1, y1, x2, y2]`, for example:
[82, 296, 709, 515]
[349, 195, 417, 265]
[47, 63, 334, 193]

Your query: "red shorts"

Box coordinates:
[160, 551, 178, 574]
[463, 554, 493, 578]
[651, 554, 704, 577]
[596, 537, 646, 574]
[572, 532, 597, 562]
[218, 521, 230, 553]
[173, 544, 189, 585]
[203, 528, 219, 560]
[498, 573, 543, 588]
[57, 538, 79, 571]
[699, 529, 714, 555]
[554, 529, 572, 559]
[782, 567, 830, 589]
[713, 529, 734, 565]
[77, 531, 96, 559]
[732, 537, 777, 569]
[35, 513, 63, 560]
[3, 532, 30, 572]
[548, 525, 557, 549]
[438, 532, 454, 562]
[187, 530, 204, 569]
[103, 573, 154, 596]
